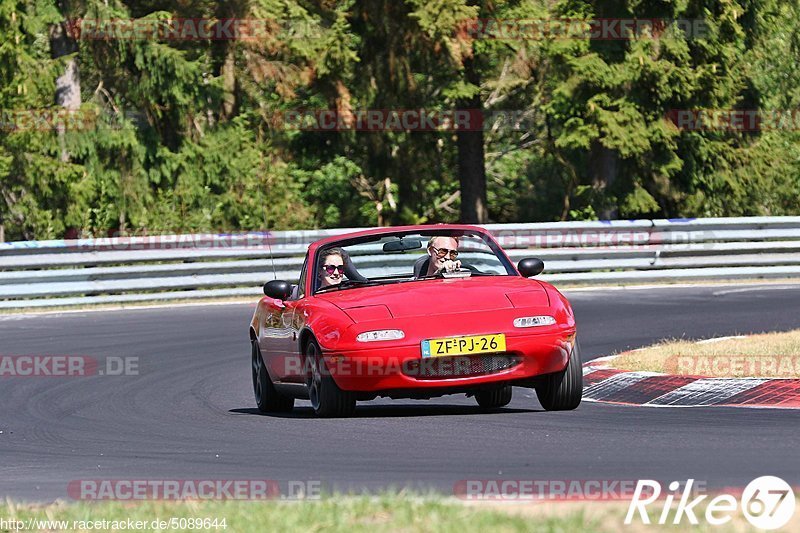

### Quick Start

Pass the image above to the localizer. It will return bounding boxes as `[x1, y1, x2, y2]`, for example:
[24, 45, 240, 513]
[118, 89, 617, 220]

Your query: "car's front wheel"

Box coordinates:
[535, 341, 583, 411]
[252, 340, 294, 413]
[305, 339, 356, 417]
[475, 386, 513, 409]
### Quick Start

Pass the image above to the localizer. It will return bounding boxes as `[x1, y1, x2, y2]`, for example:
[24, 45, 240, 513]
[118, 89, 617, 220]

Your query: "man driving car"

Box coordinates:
[413, 236, 462, 278]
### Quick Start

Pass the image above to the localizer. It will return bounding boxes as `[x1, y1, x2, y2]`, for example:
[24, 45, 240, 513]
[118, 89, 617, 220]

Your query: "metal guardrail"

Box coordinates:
[2, 217, 800, 309]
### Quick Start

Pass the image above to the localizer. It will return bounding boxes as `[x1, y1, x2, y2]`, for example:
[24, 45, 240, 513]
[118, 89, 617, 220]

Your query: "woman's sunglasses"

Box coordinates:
[322, 264, 345, 275]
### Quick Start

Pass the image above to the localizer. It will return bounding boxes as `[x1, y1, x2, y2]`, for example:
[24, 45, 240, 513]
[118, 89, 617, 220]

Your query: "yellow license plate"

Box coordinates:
[421, 334, 506, 358]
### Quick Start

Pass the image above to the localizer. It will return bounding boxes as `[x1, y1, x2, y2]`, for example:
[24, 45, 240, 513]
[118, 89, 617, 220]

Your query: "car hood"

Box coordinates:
[317, 276, 550, 321]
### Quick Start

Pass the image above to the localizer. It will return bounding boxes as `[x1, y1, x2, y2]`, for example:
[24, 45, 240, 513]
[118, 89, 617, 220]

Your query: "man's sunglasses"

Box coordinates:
[322, 264, 345, 275]
[431, 246, 459, 260]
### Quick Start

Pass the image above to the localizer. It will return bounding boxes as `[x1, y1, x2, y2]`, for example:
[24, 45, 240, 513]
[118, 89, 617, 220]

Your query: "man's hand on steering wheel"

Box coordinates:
[439, 259, 462, 273]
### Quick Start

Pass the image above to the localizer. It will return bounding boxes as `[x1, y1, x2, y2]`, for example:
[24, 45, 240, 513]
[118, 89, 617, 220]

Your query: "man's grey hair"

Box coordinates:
[427, 236, 460, 249]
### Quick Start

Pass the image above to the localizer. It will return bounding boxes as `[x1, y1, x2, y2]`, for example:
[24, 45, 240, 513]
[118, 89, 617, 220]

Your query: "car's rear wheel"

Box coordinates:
[535, 341, 583, 411]
[252, 340, 294, 413]
[475, 386, 513, 409]
[305, 339, 356, 418]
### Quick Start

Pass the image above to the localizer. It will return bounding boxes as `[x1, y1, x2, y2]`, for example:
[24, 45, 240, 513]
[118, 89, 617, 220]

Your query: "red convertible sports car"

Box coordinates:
[250, 225, 581, 417]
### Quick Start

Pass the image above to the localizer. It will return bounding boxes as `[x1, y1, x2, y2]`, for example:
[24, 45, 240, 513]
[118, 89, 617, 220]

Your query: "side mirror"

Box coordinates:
[263, 280, 293, 300]
[518, 258, 545, 277]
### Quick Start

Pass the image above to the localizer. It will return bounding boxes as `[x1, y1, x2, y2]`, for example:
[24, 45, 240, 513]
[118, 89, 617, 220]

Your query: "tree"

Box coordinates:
[51, 0, 81, 162]
[1, 0, 799, 240]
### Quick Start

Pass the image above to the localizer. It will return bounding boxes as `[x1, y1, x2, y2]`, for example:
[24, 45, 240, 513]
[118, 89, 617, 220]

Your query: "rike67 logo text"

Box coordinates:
[625, 476, 795, 530]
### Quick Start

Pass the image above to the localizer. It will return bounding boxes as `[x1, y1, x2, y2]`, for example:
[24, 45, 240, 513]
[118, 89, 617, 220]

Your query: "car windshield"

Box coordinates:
[313, 230, 516, 293]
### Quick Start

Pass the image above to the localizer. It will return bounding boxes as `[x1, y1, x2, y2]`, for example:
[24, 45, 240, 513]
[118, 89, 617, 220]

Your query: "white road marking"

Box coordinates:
[582, 371, 659, 401]
[696, 336, 747, 344]
[712, 285, 800, 296]
[645, 378, 767, 406]
[582, 397, 798, 409]
[564, 281, 800, 295]
[584, 355, 622, 368]
[0, 299, 255, 319]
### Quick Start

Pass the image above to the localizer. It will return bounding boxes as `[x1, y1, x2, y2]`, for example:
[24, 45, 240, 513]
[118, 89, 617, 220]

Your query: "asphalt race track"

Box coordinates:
[2, 284, 799, 501]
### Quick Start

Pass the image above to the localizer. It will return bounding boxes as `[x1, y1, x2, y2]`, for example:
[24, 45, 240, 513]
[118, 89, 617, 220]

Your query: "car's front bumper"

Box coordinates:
[322, 330, 575, 392]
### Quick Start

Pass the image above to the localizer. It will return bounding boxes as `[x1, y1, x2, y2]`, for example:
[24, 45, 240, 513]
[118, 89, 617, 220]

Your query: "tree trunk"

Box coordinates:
[221, 48, 237, 119]
[589, 143, 619, 220]
[51, 1, 81, 162]
[215, 1, 245, 121]
[457, 56, 488, 223]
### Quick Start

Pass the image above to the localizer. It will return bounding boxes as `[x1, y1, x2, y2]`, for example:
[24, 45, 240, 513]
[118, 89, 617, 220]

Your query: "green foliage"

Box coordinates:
[0, 0, 798, 241]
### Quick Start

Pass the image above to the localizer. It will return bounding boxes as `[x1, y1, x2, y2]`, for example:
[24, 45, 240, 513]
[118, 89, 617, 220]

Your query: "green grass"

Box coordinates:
[612, 329, 800, 377]
[1, 496, 599, 533]
[5, 493, 797, 532]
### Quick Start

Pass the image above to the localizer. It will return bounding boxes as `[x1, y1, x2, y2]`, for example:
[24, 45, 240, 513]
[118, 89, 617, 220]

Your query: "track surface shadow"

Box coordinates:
[229, 404, 543, 418]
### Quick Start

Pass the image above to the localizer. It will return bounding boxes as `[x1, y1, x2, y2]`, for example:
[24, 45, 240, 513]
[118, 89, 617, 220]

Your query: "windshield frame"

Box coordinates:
[310, 227, 518, 295]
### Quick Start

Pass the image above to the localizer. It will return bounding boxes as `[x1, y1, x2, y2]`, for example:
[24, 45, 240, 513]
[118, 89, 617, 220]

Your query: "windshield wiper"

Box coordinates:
[411, 273, 443, 281]
[316, 279, 385, 293]
[410, 271, 505, 281]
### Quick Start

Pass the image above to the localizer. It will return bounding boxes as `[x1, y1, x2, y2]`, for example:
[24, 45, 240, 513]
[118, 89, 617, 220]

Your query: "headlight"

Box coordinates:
[356, 330, 405, 342]
[513, 316, 556, 328]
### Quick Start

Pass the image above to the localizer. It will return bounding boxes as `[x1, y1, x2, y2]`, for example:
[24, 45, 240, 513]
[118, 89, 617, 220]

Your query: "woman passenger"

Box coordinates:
[318, 248, 348, 288]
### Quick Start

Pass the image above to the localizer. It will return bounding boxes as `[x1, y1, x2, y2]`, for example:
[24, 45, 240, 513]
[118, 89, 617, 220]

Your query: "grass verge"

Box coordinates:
[1, 496, 595, 533]
[4, 494, 798, 533]
[612, 330, 800, 378]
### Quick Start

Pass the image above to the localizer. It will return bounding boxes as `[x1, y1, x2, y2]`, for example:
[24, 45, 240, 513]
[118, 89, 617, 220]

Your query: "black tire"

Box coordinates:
[305, 339, 356, 417]
[535, 341, 583, 411]
[475, 386, 513, 409]
[252, 340, 294, 413]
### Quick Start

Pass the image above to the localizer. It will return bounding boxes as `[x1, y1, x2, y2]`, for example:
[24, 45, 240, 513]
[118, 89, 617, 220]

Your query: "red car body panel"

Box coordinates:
[250, 224, 577, 398]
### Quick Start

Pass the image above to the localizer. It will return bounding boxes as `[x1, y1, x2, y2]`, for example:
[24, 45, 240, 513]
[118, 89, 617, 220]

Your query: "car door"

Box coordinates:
[259, 254, 308, 382]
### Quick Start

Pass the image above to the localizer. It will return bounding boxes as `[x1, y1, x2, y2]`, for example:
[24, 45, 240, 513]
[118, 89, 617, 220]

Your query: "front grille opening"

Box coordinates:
[403, 354, 521, 379]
